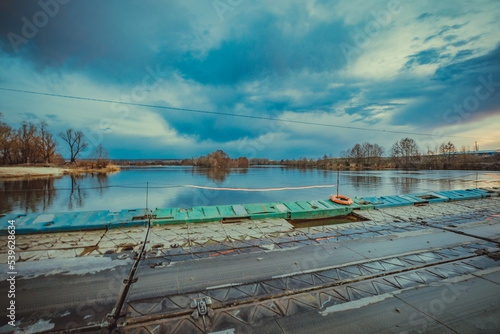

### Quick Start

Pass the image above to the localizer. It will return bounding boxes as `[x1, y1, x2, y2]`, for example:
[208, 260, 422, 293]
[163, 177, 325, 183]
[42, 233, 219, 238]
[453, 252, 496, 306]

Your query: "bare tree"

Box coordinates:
[361, 142, 373, 164]
[350, 143, 363, 164]
[17, 121, 38, 164]
[460, 145, 470, 165]
[391, 138, 420, 168]
[339, 150, 350, 165]
[89, 144, 109, 168]
[0, 113, 13, 164]
[205, 150, 231, 168]
[372, 144, 384, 159]
[423, 144, 439, 168]
[37, 121, 57, 164]
[235, 156, 249, 168]
[348, 142, 384, 165]
[59, 129, 88, 163]
[439, 141, 456, 164]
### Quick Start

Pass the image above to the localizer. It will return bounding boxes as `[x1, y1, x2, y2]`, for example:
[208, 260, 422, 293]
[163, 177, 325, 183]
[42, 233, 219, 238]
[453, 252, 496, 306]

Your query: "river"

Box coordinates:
[1, 167, 498, 214]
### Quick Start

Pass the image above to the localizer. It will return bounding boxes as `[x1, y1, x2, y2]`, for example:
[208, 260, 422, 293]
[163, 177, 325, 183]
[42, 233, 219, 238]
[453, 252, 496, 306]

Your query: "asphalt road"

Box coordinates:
[274, 269, 500, 334]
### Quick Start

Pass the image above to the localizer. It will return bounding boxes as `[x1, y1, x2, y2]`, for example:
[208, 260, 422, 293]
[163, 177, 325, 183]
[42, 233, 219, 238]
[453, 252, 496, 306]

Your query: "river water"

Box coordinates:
[1, 167, 498, 214]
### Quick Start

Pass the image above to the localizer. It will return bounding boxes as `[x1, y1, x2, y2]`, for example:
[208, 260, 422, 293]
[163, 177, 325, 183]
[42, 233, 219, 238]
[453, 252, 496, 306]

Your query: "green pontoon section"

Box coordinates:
[149, 188, 497, 224]
[2, 188, 498, 233]
[151, 199, 352, 225]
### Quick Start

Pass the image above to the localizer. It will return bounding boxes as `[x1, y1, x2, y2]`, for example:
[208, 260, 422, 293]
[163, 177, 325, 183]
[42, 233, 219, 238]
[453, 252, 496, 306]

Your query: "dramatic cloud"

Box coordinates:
[0, 0, 499, 159]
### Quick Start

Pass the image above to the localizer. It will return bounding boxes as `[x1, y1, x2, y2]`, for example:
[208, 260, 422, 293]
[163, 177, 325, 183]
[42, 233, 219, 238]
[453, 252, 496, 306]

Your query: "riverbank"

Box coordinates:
[0, 165, 120, 179]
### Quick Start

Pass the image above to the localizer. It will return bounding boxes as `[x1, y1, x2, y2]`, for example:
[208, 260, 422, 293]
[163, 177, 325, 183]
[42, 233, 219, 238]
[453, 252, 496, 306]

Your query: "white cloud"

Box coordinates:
[420, 112, 500, 150]
[342, 0, 500, 80]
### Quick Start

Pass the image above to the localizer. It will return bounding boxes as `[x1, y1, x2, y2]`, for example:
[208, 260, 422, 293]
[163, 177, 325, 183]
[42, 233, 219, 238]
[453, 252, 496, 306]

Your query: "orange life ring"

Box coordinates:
[330, 195, 353, 205]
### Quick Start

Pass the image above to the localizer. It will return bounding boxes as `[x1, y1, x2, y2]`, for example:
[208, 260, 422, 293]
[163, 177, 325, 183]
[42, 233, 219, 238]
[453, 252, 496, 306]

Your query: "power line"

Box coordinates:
[0, 87, 494, 140]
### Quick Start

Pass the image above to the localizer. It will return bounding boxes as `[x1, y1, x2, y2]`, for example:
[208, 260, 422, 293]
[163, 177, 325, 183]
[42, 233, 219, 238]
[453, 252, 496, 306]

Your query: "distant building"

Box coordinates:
[470, 149, 500, 156]
[434, 149, 500, 157]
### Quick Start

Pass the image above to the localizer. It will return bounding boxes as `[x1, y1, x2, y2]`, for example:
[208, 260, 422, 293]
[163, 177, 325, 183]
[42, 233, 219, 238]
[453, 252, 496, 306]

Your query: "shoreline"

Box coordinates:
[1, 164, 497, 180]
[0, 165, 120, 180]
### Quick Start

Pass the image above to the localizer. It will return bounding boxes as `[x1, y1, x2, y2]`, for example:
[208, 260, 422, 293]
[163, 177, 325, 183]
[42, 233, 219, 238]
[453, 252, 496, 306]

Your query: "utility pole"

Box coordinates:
[146, 182, 149, 211]
[337, 168, 339, 197]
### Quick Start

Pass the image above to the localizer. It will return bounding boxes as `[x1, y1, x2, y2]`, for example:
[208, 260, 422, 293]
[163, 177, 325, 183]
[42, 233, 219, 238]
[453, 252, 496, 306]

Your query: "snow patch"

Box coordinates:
[22, 319, 55, 334]
[0, 255, 132, 281]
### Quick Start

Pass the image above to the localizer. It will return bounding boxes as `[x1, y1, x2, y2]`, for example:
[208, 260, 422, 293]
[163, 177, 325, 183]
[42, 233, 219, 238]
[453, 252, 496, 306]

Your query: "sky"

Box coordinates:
[0, 0, 499, 160]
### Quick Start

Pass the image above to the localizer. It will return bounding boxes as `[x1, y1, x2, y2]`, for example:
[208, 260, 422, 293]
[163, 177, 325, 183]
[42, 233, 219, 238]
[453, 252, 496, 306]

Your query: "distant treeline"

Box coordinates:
[181, 150, 249, 168]
[112, 138, 498, 171]
[249, 138, 499, 171]
[115, 159, 183, 166]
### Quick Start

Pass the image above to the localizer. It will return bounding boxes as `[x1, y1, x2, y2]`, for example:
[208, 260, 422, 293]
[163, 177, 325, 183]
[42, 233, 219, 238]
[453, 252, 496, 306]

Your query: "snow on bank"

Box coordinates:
[0, 166, 67, 178]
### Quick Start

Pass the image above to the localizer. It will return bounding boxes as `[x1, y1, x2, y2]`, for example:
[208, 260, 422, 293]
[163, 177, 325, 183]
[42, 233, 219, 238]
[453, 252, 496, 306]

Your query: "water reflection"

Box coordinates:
[0, 177, 59, 214]
[67, 173, 109, 209]
[0, 173, 110, 214]
[189, 167, 248, 183]
[67, 175, 84, 210]
[390, 176, 420, 194]
[343, 173, 383, 191]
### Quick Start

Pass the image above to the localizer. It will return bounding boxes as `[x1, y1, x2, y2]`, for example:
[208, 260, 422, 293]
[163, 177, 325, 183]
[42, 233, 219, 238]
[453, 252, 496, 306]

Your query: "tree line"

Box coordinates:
[0, 117, 60, 165]
[248, 142, 385, 168]
[388, 137, 493, 170]
[250, 138, 497, 170]
[181, 149, 249, 168]
[340, 142, 385, 165]
[0, 114, 109, 167]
